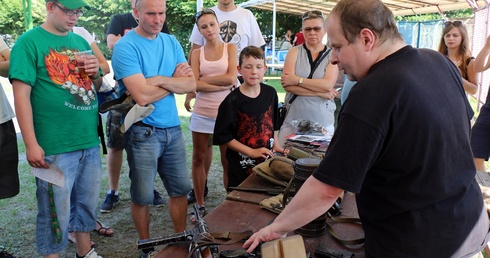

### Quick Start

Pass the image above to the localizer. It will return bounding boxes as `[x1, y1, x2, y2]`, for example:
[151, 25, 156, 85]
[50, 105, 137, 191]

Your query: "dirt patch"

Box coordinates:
[63, 157, 228, 258]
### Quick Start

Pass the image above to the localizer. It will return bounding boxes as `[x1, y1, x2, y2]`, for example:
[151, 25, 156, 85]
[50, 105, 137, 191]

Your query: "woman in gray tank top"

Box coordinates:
[278, 10, 339, 145]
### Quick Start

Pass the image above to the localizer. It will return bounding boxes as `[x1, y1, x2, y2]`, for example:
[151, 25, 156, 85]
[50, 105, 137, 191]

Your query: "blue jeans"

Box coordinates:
[36, 146, 102, 255]
[124, 124, 191, 205]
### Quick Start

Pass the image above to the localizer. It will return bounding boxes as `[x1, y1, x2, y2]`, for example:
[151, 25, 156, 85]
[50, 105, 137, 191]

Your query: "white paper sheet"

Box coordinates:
[32, 165, 65, 187]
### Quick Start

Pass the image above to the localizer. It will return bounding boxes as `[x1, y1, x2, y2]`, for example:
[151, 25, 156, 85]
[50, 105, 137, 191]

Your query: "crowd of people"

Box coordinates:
[2, 0, 490, 257]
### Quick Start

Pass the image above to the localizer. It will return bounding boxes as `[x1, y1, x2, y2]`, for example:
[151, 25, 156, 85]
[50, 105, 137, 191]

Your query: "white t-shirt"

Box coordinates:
[0, 37, 14, 124]
[189, 6, 265, 57]
[73, 26, 95, 45]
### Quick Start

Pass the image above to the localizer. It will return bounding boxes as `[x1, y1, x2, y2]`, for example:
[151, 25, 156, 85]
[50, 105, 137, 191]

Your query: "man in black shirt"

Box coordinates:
[244, 0, 490, 256]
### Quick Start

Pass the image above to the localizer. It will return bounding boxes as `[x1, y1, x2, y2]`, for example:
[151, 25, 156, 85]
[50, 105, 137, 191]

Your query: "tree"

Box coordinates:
[0, 0, 44, 45]
[77, 0, 131, 58]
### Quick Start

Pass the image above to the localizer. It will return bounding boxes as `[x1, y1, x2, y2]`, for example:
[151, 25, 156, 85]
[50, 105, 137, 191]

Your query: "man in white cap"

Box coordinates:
[10, 0, 104, 257]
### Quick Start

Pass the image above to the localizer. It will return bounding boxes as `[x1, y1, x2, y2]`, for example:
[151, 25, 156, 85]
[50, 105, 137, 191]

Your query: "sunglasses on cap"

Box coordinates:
[302, 10, 324, 21]
[445, 21, 463, 27]
[195, 9, 216, 23]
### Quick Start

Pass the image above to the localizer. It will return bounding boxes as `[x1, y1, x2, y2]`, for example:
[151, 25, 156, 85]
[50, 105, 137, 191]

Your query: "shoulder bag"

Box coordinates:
[277, 48, 332, 128]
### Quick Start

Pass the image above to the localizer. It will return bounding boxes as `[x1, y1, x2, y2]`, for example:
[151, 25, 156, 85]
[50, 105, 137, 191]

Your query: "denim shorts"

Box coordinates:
[124, 124, 191, 204]
[35, 146, 102, 255]
[106, 110, 124, 149]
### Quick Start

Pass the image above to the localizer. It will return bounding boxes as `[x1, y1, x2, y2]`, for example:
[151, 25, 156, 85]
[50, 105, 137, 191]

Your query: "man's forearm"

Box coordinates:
[272, 177, 343, 234]
[123, 74, 172, 106]
[151, 75, 196, 94]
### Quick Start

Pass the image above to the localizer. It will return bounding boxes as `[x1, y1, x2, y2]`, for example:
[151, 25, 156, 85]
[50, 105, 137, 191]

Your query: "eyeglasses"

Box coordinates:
[195, 9, 216, 23]
[302, 10, 324, 21]
[445, 21, 463, 27]
[52, 2, 84, 17]
[303, 26, 323, 33]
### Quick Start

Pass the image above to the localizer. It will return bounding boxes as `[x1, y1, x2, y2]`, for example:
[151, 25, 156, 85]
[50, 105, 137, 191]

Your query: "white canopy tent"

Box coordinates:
[236, 0, 488, 65]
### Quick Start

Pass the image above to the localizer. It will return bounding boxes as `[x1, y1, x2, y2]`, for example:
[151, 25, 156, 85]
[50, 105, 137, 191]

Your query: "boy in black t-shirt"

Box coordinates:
[214, 46, 283, 189]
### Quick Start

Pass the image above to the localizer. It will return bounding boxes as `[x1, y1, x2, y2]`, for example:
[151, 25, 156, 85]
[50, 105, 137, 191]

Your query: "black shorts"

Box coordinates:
[0, 119, 19, 199]
[471, 105, 490, 160]
[106, 110, 124, 149]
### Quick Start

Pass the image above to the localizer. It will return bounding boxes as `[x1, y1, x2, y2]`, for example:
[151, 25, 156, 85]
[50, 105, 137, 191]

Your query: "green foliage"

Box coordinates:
[252, 8, 302, 42]
[0, 0, 44, 41]
[166, 0, 211, 56]
[78, 0, 132, 59]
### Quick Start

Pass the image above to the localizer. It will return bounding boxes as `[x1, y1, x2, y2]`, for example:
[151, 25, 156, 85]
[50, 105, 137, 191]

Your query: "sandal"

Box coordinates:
[68, 231, 97, 248]
[189, 205, 207, 224]
[93, 220, 114, 237]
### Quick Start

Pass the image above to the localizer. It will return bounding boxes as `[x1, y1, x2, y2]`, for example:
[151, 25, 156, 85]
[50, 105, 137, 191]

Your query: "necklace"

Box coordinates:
[204, 43, 223, 60]
[208, 49, 216, 59]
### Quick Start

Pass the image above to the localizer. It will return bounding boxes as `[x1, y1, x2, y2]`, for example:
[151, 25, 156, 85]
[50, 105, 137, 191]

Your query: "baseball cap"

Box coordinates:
[46, 0, 91, 10]
[120, 103, 155, 133]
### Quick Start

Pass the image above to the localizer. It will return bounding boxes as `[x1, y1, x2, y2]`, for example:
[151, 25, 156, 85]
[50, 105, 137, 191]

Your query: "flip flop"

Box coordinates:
[68, 231, 97, 248]
[93, 220, 114, 237]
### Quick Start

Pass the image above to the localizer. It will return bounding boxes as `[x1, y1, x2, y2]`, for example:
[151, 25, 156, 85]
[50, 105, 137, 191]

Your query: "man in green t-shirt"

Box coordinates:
[9, 0, 104, 257]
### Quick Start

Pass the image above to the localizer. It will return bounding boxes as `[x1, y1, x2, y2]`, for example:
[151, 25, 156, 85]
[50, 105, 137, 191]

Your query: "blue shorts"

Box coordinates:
[124, 124, 191, 205]
[36, 146, 101, 255]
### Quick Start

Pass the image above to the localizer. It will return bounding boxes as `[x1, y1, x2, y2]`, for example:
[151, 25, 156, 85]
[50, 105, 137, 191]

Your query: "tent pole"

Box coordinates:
[23, 0, 33, 32]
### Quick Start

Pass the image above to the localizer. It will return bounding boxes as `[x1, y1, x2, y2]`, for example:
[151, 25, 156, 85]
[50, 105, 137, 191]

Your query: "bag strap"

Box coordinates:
[288, 47, 332, 105]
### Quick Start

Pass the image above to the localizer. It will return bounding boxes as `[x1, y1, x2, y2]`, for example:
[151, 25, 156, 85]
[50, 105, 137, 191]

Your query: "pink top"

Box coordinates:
[193, 43, 232, 118]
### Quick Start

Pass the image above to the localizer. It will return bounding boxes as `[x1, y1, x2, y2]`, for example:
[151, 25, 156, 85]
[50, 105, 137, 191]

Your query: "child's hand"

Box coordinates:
[273, 146, 285, 155]
[249, 147, 274, 159]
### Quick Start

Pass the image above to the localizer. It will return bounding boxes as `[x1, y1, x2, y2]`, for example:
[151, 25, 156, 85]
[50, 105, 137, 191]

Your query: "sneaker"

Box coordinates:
[100, 190, 119, 213]
[153, 189, 166, 207]
[0, 247, 16, 258]
[187, 184, 209, 204]
[76, 248, 103, 258]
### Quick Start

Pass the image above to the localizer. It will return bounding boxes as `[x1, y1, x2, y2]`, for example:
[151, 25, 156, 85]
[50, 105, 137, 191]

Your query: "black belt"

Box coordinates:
[134, 121, 152, 127]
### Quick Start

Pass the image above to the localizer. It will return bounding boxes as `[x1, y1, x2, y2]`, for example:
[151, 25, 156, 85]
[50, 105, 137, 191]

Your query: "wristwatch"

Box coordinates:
[298, 77, 304, 86]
